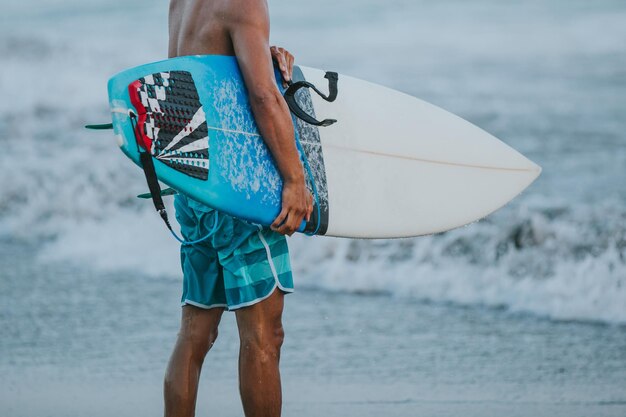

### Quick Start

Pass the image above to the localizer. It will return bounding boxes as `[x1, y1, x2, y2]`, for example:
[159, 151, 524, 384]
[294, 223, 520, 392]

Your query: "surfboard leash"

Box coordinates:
[129, 113, 218, 246]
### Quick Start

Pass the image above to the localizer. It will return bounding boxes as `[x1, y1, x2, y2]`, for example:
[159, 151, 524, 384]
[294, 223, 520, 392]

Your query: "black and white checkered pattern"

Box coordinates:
[135, 71, 209, 180]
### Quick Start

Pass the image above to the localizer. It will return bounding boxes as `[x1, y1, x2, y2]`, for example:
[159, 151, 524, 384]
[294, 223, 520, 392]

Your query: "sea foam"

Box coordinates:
[1, 0, 625, 325]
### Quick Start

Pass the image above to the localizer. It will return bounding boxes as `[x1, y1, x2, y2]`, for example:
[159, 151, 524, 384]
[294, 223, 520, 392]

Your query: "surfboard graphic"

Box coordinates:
[128, 71, 209, 181]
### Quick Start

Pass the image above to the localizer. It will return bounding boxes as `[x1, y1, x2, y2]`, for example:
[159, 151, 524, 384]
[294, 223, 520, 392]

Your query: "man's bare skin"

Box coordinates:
[164, 291, 286, 417]
[165, 1, 311, 416]
[169, 0, 312, 236]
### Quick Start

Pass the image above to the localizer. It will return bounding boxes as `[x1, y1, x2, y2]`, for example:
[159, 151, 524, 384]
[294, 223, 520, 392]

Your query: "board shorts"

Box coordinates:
[174, 194, 294, 311]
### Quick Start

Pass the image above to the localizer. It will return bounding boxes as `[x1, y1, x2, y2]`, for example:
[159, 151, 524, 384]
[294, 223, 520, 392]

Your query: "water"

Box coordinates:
[1, 0, 625, 415]
[2, 241, 625, 416]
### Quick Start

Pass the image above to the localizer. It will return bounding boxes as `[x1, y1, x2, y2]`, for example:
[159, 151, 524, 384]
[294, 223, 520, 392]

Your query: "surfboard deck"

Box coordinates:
[105, 55, 540, 238]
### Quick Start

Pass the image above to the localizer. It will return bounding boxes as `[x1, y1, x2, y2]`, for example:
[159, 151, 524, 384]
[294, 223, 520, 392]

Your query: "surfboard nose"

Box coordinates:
[525, 159, 542, 193]
[517, 153, 542, 184]
[530, 160, 542, 178]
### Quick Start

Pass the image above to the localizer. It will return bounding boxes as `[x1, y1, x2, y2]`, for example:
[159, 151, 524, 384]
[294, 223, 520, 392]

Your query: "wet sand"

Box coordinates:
[2, 246, 625, 417]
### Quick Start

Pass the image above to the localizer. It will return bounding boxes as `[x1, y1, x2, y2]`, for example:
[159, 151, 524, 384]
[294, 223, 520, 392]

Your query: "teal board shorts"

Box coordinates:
[174, 194, 294, 311]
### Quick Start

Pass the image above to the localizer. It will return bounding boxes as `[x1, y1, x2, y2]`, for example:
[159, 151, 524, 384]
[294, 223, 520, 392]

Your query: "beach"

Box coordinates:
[2, 240, 626, 416]
[1, 0, 625, 415]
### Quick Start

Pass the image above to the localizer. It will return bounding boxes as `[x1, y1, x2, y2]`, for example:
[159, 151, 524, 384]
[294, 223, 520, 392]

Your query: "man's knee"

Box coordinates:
[178, 307, 222, 358]
[179, 325, 219, 357]
[240, 322, 285, 362]
[271, 324, 285, 351]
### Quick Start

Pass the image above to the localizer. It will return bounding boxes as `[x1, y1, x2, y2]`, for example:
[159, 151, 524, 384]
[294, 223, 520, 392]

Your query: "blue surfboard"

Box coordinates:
[105, 55, 330, 235]
[97, 55, 540, 239]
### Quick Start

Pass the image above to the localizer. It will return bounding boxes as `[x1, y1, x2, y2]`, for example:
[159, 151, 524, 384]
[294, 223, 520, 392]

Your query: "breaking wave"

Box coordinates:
[1, 0, 625, 325]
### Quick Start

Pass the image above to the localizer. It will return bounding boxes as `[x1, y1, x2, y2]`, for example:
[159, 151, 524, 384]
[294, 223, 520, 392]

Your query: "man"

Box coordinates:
[164, 0, 313, 416]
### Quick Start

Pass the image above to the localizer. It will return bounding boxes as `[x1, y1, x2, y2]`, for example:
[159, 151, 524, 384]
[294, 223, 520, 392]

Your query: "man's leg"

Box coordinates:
[164, 305, 224, 417]
[235, 288, 285, 417]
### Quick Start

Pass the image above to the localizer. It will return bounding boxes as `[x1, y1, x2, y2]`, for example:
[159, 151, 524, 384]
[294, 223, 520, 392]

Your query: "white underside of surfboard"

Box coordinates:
[300, 67, 541, 238]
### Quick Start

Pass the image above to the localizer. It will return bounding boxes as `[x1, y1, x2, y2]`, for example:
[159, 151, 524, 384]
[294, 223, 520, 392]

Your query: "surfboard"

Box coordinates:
[101, 55, 540, 238]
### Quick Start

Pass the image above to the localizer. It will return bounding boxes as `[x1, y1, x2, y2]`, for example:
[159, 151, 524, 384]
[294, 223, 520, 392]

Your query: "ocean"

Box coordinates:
[1, 0, 625, 416]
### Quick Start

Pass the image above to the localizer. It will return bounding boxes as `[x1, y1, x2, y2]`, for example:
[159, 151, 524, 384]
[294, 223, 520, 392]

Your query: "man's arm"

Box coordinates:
[226, 0, 312, 236]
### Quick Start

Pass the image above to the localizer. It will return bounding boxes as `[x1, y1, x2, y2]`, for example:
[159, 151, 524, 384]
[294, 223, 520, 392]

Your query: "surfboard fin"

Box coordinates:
[85, 123, 113, 130]
[137, 187, 178, 199]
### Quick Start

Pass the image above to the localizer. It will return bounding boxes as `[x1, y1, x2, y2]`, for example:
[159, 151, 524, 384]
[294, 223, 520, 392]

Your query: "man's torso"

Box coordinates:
[168, 0, 237, 213]
[168, 0, 236, 58]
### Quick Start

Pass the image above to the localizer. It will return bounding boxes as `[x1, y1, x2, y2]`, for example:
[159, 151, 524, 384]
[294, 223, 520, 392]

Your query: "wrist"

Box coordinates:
[283, 171, 305, 185]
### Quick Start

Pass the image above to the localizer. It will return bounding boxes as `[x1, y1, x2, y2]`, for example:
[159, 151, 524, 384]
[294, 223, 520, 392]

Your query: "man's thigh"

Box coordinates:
[234, 288, 285, 337]
[178, 304, 225, 341]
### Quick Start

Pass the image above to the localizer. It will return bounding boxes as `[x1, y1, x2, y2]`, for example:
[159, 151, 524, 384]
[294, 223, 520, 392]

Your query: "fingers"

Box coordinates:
[275, 215, 297, 236]
[285, 52, 294, 83]
[270, 46, 288, 82]
[273, 212, 295, 236]
[278, 54, 288, 79]
[271, 208, 289, 230]
[289, 208, 305, 235]
[271, 207, 298, 235]
[306, 193, 313, 222]
[279, 53, 289, 88]
[271, 177, 309, 235]
[270, 45, 294, 88]
[272, 207, 307, 236]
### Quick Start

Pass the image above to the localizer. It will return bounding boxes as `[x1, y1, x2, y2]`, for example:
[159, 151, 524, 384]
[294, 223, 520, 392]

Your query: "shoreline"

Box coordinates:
[2, 270, 625, 417]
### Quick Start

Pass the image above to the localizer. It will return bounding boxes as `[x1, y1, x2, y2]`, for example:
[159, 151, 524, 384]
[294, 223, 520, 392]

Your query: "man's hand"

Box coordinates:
[270, 46, 294, 88]
[271, 178, 314, 236]
[229, 12, 310, 235]
[267, 45, 313, 235]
